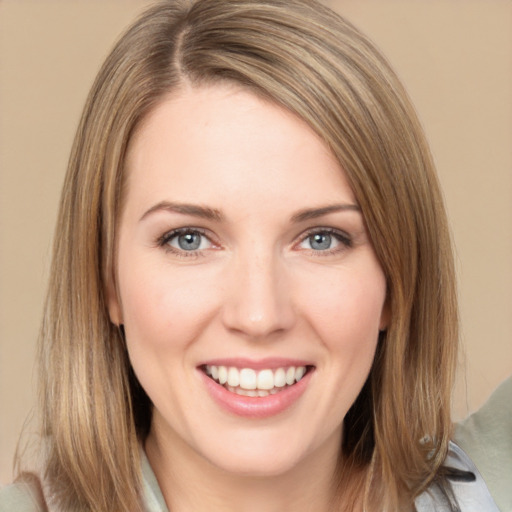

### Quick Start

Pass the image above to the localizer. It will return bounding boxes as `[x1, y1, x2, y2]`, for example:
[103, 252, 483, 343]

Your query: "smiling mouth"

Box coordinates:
[201, 365, 314, 397]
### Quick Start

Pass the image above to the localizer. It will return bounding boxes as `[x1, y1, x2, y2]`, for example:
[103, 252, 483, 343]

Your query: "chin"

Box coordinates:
[193, 427, 318, 479]
[207, 451, 303, 478]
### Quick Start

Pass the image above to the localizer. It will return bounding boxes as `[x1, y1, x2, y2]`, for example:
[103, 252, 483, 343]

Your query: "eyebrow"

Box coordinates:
[290, 203, 360, 223]
[140, 201, 360, 224]
[140, 201, 224, 222]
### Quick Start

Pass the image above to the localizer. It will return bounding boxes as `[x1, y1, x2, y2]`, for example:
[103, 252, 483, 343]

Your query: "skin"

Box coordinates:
[107, 83, 388, 512]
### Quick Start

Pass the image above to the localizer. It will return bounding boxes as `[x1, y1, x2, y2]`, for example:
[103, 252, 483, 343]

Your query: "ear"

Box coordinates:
[105, 276, 123, 326]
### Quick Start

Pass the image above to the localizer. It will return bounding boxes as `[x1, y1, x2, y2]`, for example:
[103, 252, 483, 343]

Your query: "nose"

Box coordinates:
[221, 248, 296, 340]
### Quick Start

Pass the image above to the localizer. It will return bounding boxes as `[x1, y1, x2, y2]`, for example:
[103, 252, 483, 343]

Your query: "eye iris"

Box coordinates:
[178, 232, 201, 250]
[310, 233, 331, 250]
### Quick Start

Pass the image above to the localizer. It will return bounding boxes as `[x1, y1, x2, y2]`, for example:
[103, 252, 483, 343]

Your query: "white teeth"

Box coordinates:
[227, 367, 240, 387]
[218, 366, 228, 385]
[285, 367, 296, 385]
[274, 368, 286, 388]
[205, 364, 309, 394]
[295, 366, 306, 381]
[239, 368, 257, 390]
[257, 369, 274, 390]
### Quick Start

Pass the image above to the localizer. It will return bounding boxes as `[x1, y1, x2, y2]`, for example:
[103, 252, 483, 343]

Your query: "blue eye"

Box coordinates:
[175, 232, 202, 251]
[298, 229, 351, 252]
[309, 232, 333, 250]
[161, 229, 213, 253]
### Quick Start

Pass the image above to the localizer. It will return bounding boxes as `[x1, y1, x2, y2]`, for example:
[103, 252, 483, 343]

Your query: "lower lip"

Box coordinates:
[199, 369, 313, 418]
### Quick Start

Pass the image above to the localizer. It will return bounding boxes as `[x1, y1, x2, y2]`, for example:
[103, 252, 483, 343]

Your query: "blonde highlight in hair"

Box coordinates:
[30, 1, 457, 510]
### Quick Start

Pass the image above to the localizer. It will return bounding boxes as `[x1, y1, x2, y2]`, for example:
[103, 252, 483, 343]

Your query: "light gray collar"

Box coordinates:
[415, 442, 500, 512]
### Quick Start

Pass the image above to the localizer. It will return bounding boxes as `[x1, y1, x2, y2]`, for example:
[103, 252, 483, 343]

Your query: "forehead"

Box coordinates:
[123, 83, 355, 216]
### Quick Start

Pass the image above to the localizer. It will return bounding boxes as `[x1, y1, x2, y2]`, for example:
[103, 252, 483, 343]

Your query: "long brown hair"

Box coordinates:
[31, 1, 457, 510]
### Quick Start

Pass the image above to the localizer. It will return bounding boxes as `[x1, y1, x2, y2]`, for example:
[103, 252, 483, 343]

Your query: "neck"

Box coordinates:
[145, 425, 354, 512]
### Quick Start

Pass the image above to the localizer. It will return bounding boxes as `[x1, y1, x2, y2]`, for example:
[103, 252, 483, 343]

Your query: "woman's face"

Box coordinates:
[108, 83, 388, 477]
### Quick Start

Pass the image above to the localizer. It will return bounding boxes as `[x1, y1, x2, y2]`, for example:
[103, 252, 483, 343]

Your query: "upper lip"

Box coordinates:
[197, 357, 314, 370]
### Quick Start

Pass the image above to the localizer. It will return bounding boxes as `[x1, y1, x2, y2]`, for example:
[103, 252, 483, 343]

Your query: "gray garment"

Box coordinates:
[415, 442, 500, 512]
[455, 376, 512, 512]
[0, 479, 45, 512]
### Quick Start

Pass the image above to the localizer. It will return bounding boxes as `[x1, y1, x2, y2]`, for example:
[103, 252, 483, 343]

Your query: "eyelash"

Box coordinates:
[298, 227, 352, 256]
[156, 227, 352, 258]
[157, 227, 213, 258]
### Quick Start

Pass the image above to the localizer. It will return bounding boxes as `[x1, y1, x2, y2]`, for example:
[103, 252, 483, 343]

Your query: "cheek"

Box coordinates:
[299, 265, 386, 348]
[117, 260, 224, 418]
[299, 265, 385, 413]
[117, 258, 221, 353]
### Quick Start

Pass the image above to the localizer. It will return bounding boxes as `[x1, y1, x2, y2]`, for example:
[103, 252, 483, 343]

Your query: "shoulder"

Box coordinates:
[415, 442, 500, 512]
[0, 478, 46, 512]
[455, 376, 512, 512]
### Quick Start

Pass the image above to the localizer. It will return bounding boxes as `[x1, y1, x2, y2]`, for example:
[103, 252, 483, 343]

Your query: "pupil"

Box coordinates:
[311, 233, 331, 250]
[178, 232, 201, 250]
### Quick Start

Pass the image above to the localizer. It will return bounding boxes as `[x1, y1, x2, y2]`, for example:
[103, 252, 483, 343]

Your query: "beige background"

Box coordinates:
[1, 0, 511, 484]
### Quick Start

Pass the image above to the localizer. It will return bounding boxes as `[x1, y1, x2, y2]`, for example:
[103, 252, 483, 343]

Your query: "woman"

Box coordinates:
[0, 0, 503, 510]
